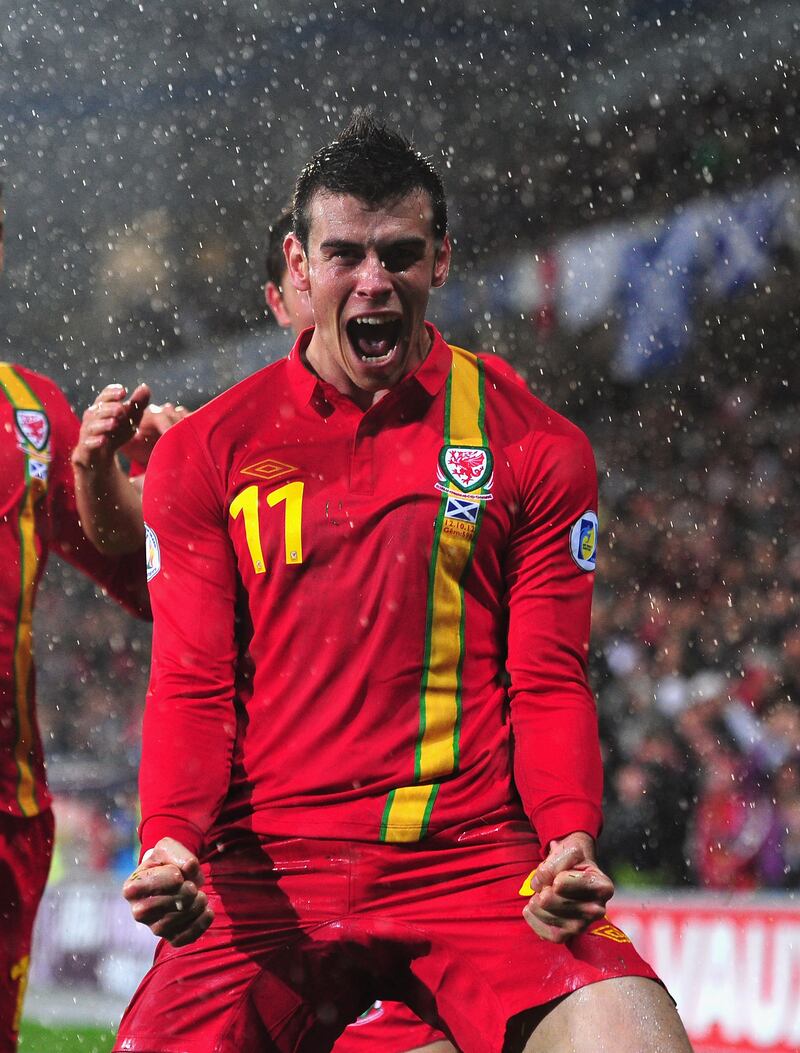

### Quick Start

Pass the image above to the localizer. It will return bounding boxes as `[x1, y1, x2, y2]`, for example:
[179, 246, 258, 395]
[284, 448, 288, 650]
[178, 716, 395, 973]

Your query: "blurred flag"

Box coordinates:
[613, 179, 795, 380]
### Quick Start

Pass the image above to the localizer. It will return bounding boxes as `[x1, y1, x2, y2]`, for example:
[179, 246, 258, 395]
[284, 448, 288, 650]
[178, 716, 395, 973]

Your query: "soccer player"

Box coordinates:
[0, 185, 153, 1053]
[117, 115, 694, 1052]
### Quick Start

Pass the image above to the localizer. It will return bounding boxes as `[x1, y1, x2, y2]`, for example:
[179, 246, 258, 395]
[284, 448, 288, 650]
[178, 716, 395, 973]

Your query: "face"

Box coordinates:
[285, 189, 450, 407]
[264, 253, 314, 336]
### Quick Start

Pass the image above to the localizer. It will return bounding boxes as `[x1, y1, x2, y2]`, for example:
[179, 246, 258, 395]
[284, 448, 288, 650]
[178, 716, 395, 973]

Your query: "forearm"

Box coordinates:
[511, 687, 603, 848]
[137, 665, 234, 863]
[71, 455, 146, 554]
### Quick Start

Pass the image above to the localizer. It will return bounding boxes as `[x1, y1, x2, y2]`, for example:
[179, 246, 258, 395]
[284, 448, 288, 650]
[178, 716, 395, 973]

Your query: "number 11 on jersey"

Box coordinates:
[229, 480, 304, 574]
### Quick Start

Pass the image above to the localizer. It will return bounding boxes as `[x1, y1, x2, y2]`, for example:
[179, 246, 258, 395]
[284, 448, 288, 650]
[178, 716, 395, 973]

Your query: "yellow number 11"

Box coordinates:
[229, 481, 304, 574]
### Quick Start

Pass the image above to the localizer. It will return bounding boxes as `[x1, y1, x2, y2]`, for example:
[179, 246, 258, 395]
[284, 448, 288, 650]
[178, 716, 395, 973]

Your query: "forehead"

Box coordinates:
[306, 190, 435, 246]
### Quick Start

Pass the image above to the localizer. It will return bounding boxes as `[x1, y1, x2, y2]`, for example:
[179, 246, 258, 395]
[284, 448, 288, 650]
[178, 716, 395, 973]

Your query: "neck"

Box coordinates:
[304, 326, 433, 411]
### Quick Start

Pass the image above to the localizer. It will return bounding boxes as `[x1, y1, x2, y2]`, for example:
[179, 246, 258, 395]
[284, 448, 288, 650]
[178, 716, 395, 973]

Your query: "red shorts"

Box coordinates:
[335, 1001, 446, 1052]
[114, 827, 658, 1053]
[0, 809, 54, 1052]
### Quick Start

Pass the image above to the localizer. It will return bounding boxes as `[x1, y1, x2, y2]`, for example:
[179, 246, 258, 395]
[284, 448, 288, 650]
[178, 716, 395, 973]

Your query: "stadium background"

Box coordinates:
[2, 0, 798, 1049]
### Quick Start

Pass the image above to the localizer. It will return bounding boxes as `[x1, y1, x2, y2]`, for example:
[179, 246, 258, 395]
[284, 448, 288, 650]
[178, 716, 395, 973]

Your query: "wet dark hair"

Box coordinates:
[265, 208, 293, 287]
[292, 111, 447, 251]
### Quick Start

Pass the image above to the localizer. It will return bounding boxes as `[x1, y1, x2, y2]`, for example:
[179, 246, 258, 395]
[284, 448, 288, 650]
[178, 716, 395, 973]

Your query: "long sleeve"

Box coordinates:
[138, 421, 240, 856]
[504, 422, 603, 849]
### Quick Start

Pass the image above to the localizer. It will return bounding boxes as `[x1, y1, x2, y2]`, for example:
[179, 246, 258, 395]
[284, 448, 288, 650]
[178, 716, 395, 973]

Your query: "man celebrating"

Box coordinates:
[117, 115, 693, 1053]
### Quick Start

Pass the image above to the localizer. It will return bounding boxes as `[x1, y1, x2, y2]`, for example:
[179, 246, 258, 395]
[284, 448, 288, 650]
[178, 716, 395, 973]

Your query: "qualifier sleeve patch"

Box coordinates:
[569, 511, 598, 572]
[145, 524, 161, 582]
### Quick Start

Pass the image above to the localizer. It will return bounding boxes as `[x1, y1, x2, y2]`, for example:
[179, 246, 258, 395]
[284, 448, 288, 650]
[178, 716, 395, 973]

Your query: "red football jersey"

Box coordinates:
[139, 326, 602, 855]
[0, 364, 150, 818]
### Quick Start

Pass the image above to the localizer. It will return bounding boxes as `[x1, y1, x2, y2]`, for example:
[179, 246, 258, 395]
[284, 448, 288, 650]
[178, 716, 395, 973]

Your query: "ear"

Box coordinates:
[431, 234, 451, 288]
[265, 282, 292, 329]
[285, 233, 310, 292]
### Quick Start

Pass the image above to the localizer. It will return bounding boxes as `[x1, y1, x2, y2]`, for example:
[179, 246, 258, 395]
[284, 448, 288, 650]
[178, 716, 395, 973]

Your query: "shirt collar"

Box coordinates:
[286, 322, 452, 413]
[285, 327, 318, 407]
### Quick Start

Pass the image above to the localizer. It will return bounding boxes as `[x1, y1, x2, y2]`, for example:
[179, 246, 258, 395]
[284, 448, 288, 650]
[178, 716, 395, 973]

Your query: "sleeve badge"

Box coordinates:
[569, 511, 598, 572]
[145, 524, 161, 582]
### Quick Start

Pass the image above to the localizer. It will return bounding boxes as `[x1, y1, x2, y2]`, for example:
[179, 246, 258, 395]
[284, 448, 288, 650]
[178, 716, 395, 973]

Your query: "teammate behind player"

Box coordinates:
[117, 115, 694, 1052]
[265, 209, 315, 334]
[0, 181, 152, 1053]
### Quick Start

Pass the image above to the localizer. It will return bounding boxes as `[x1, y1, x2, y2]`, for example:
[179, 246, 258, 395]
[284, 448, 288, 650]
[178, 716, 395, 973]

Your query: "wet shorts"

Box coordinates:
[334, 1000, 446, 1052]
[0, 808, 55, 1051]
[114, 827, 657, 1053]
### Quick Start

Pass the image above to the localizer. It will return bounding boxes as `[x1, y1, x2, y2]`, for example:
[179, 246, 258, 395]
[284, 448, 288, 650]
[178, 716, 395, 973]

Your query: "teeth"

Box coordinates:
[360, 351, 393, 362]
[353, 316, 399, 325]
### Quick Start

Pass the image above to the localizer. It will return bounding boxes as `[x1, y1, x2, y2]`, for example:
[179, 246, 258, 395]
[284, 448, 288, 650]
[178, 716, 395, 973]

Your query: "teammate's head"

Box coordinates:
[264, 208, 314, 335]
[292, 111, 448, 252]
[265, 209, 293, 292]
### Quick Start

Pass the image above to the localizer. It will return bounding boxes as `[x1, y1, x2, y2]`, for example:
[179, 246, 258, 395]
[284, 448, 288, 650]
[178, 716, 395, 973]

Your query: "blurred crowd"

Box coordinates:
[592, 361, 800, 890]
[32, 333, 800, 892]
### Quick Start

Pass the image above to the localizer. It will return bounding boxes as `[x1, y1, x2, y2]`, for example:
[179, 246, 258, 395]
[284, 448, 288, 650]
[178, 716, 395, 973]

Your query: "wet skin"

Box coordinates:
[285, 189, 451, 410]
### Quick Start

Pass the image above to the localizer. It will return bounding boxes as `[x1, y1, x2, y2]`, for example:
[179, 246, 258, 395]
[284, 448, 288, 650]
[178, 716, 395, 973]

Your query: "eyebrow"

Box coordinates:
[319, 237, 428, 253]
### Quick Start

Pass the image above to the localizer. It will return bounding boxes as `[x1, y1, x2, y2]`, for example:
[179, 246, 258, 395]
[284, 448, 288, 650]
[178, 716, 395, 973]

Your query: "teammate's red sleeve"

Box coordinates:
[138, 420, 239, 857]
[504, 422, 603, 849]
[38, 376, 150, 619]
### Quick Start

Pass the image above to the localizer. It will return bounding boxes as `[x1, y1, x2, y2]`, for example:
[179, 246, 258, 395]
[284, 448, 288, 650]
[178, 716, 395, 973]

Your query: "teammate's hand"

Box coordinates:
[122, 837, 214, 947]
[122, 400, 189, 468]
[71, 383, 151, 470]
[522, 831, 613, 944]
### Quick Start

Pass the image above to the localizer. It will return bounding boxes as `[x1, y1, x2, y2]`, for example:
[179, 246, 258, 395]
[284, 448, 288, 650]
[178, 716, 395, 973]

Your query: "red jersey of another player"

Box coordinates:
[139, 325, 601, 857]
[0, 364, 150, 818]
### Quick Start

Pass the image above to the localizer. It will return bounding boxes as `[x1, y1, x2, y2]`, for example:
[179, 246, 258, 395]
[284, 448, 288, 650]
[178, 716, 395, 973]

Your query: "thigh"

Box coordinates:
[0, 810, 54, 1050]
[513, 976, 693, 1053]
[370, 832, 660, 1053]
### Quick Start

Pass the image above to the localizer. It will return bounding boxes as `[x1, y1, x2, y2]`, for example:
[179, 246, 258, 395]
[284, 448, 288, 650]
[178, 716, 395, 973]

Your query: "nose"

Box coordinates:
[355, 250, 393, 299]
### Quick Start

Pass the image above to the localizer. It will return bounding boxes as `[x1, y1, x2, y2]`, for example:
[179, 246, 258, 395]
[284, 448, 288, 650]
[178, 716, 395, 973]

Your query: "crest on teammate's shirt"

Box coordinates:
[145, 524, 161, 582]
[569, 511, 598, 572]
[15, 410, 50, 452]
[436, 445, 493, 496]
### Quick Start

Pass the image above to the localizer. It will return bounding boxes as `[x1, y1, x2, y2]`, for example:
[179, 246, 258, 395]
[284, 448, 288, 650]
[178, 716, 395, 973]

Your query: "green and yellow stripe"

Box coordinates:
[381, 346, 488, 842]
[0, 363, 48, 816]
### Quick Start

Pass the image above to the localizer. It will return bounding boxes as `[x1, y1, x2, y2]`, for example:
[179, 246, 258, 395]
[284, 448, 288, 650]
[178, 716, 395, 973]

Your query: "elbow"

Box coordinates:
[87, 523, 146, 556]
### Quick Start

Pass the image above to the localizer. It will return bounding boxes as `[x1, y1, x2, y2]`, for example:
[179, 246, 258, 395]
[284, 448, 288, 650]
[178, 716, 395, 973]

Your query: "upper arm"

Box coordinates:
[505, 424, 598, 679]
[143, 424, 239, 705]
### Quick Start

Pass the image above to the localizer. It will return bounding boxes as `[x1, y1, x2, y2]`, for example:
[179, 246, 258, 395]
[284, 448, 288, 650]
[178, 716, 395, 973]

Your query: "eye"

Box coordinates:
[382, 247, 424, 272]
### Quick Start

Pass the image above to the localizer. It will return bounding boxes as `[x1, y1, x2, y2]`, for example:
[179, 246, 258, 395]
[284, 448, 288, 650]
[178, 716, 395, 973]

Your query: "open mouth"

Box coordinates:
[346, 316, 402, 363]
